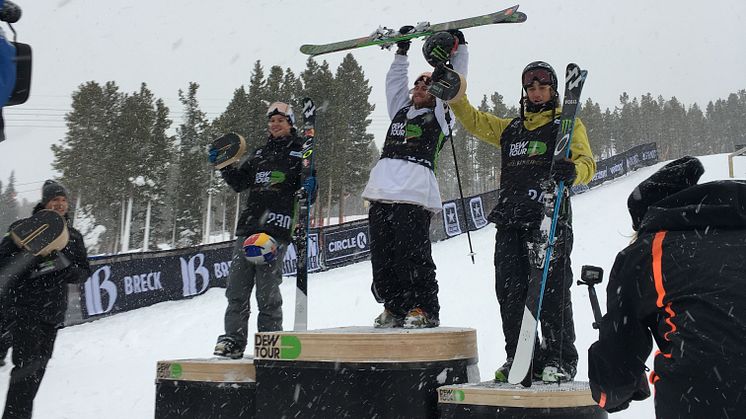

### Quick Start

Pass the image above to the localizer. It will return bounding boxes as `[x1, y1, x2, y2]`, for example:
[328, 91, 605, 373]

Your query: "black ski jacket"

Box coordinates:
[0, 204, 91, 325]
[588, 180, 746, 417]
[221, 134, 309, 243]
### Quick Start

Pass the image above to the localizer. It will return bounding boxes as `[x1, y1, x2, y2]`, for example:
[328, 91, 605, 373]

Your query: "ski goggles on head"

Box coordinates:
[522, 68, 554, 88]
[414, 74, 432, 87]
[267, 101, 295, 124]
[267, 101, 292, 118]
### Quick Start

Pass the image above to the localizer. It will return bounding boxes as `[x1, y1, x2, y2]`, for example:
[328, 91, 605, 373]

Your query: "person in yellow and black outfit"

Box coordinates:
[448, 52, 595, 382]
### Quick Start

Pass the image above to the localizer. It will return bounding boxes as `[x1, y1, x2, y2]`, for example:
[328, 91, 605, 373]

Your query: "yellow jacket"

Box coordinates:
[450, 94, 596, 185]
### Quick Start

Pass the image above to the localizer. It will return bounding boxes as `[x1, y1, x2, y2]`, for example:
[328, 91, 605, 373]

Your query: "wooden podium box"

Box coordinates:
[254, 326, 479, 419]
[154, 358, 256, 419]
[438, 381, 608, 418]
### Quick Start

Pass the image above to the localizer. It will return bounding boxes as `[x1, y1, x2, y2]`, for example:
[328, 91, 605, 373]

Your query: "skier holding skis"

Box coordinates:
[588, 157, 746, 416]
[448, 53, 595, 382]
[362, 27, 463, 329]
[0, 180, 91, 419]
[209, 102, 316, 358]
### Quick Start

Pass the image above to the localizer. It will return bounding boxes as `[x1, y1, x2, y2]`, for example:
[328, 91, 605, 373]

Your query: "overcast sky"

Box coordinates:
[1, 0, 745, 202]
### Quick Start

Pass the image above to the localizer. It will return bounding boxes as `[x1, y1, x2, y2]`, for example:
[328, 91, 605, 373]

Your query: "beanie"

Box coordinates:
[627, 156, 705, 231]
[41, 180, 68, 206]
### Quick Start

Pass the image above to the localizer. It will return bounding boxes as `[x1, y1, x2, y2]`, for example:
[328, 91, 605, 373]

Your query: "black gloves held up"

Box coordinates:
[396, 25, 415, 55]
[552, 158, 577, 184]
[447, 29, 466, 45]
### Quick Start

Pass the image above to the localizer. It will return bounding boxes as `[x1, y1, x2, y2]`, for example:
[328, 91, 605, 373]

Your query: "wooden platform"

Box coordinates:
[438, 381, 607, 418]
[254, 326, 479, 419]
[154, 357, 256, 419]
[254, 326, 478, 362]
[156, 357, 256, 382]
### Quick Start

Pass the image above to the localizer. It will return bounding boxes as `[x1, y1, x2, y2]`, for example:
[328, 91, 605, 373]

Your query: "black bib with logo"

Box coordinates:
[380, 106, 447, 171]
[237, 135, 304, 242]
[490, 117, 562, 225]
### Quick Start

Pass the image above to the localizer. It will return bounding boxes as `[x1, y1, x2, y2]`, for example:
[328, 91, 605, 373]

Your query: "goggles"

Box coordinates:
[522, 68, 554, 88]
[414, 74, 432, 87]
[267, 102, 295, 124]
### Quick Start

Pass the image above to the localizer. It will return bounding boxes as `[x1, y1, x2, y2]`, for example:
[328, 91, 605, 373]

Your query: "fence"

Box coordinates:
[65, 143, 659, 326]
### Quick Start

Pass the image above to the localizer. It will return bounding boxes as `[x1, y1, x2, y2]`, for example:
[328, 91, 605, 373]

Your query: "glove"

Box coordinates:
[396, 25, 415, 55]
[208, 146, 219, 164]
[552, 158, 577, 184]
[303, 176, 317, 204]
[447, 29, 467, 45]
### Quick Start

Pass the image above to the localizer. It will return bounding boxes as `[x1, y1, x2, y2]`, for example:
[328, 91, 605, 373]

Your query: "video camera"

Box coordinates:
[0, 0, 32, 142]
[577, 265, 604, 330]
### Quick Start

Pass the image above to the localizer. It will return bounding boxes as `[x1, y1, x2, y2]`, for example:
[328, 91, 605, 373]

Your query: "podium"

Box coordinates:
[253, 326, 479, 419]
[438, 381, 607, 418]
[154, 358, 256, 419]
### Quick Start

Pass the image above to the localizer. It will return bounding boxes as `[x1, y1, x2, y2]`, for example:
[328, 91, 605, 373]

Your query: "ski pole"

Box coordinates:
[444, 104, 475, 264]
[450, 139, 476, 263]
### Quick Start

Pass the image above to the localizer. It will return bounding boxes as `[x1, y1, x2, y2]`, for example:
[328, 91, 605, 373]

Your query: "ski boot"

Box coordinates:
[213, 336, 245, 359]
[402, 308, 439, 329]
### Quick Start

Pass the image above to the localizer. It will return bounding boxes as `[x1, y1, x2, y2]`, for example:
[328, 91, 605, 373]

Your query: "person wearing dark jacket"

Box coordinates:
[449, 52, 595, 382]
[210, 101, 316, 359]
[0, 180, 91, 419]
[588, 156, 746, 417]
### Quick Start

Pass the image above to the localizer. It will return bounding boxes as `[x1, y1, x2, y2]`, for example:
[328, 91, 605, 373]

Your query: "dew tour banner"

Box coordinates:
[70, 144, 658, 324]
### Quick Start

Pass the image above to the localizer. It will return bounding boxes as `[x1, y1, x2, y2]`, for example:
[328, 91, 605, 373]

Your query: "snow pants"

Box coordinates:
[2, 312, 57, 419]
[493, 222, 578, 374]
[222, 237, 286, 349]
[0, 312, 11, 363]
[369, 202, 439, 319]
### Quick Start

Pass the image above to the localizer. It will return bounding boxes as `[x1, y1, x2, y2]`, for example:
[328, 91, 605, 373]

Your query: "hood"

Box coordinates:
[639, 180, 746, 232]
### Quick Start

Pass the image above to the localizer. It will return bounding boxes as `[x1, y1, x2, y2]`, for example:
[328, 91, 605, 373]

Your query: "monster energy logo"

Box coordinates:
[429, 45, 450, 61]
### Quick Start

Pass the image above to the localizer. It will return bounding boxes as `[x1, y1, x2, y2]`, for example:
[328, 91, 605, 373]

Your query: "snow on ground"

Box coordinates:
[0, 154, 742, 418]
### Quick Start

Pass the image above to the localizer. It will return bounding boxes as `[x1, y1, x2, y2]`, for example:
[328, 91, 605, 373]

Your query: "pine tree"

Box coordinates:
[301, 58, 335, 224]
[172, 82, 211, 246]
[213, 86, 251, 138]
[578, 98, 607, 159]
[52, 81, 125, 252]
[329, 54, 376, 221]
[0, 172, 19, 231]
[245, 61, 269, 151]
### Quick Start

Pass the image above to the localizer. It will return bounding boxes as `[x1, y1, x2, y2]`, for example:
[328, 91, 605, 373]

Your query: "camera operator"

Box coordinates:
[0, 0, 28, 143]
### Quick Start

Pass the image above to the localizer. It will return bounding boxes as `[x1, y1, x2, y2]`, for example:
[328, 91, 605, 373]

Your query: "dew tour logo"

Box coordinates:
[180, 253, 210, 297]
[156, 362, 183, 380]
[84, 265, 118, 315]
[438, 388, 466, 402]
[254, 334, 302, 360]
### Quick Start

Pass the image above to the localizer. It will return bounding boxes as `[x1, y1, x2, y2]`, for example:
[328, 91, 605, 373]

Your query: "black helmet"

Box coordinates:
[422, 31, 458, 67]
[521, 61, 557, 92]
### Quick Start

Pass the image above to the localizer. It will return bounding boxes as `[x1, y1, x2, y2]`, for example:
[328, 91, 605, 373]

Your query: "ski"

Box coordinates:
[293, 97, 316, 331]
[508, 63, 588, 386]
[300, 5, 526, 57]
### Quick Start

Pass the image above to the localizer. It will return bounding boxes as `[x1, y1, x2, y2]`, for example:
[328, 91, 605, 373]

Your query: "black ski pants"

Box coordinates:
[369, 202, 439, 319]
[2, 311, 57, 419]
[0, 311, 11, 363]
[493, 223, 578, 373]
